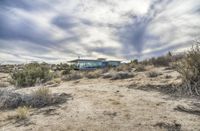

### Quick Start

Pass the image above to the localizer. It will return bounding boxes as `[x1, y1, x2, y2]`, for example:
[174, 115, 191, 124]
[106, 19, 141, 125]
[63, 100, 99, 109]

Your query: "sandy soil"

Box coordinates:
[0, 67, 199, 131]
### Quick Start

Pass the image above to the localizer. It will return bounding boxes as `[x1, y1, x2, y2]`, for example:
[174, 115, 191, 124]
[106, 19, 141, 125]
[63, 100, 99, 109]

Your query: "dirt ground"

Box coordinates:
[0, 67, 199, 131]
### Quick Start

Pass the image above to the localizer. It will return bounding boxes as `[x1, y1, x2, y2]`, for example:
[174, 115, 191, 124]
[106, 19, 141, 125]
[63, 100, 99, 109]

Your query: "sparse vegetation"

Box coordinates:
[141, 52, 173, 67]
[33, 87, 51, 99]
[111, 71, 134, 80]
[175, 42, 200, 96]
[10, 63, 52, 88]
[147, 71, 161, 78]
[102, 71, 134, 80]
[115, 64, 133, 72]
[31, 87, 52, 107]
[0, 88, 71, 109]
[85, 70, 102, 79]
[135, 64, 146, 72]
[0, 89, 23, 109]
[62, 71, 83, 81]
[16, 106, 30, 120]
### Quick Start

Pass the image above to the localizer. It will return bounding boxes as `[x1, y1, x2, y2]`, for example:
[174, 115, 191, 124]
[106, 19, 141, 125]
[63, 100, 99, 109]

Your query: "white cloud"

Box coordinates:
[0, 0, 200, 63]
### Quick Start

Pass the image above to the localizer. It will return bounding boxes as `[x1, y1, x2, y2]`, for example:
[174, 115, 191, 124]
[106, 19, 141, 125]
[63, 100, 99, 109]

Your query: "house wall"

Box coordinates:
[77, 61, 103, 69]
[71, 60, 121, 70]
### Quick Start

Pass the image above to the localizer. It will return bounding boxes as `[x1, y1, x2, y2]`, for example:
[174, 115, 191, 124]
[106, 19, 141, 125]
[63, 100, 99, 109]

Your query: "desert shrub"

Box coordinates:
[102, 71, 134, 80]
[0, 88, 71, 109]
[0, 65, 15, 73]
[62, 71, 83, 81]
[16, 106, 29, 120]
[28, 88, 71, 108]
[61, 69, 71, 75]
[33, 88, 51, 99]
[31, 87, 52, 107]
[111, 71, 134, 80]
[175, 42, 200, 96]
[0, 89, 23, 109]
[141, 52, 172, 66]
[85, 70, 102, 79]
[147, 71, 161, 78]
[11, 63, 52, 88]
[135, 64, 146, 72]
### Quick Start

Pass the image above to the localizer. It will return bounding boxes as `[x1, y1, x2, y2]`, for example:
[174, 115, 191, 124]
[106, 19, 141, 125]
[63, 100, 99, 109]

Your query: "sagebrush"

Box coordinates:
[11, 63, 52, 87]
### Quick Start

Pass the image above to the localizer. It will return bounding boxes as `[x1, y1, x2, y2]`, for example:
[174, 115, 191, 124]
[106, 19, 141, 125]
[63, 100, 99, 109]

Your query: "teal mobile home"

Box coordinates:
[69, 58, 121, 70]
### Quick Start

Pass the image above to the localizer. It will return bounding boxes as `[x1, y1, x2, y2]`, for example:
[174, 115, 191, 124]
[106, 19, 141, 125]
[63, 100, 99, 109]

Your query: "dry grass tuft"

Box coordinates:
[33, 87, 51, 99]
[16, 106, 29, 120]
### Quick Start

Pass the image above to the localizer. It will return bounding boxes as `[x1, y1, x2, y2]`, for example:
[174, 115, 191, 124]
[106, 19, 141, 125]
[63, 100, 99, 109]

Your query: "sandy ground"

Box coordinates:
[0, 67, 199, 131]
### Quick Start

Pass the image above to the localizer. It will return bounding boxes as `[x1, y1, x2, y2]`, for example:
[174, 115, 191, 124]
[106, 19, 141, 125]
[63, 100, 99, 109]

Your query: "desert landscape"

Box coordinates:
[0, 0, 200, 131]
[0, 47, 200, 131]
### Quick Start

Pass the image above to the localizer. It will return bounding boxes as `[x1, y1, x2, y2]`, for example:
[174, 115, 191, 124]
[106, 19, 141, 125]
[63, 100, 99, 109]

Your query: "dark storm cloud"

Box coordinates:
[116, 0, 172, 56]
[115, 0, 200, 59]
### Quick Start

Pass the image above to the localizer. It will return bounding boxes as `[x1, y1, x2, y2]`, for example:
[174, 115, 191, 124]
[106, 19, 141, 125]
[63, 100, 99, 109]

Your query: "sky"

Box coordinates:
[0, 0, 200, 64]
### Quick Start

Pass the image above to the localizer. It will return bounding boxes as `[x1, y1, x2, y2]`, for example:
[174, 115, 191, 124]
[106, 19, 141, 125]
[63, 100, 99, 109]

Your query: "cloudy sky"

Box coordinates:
[0, 0, 200, 64]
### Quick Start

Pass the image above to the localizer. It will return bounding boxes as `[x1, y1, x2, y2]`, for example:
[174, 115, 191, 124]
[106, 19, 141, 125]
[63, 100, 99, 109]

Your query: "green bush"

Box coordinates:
[175, 42, 200, 96]
[11, 63, 52, 87]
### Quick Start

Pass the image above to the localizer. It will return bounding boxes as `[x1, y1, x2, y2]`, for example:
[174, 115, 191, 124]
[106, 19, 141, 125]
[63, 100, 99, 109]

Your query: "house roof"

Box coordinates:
[68, 59, 121, 63]
[68, 59, 101, 63]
